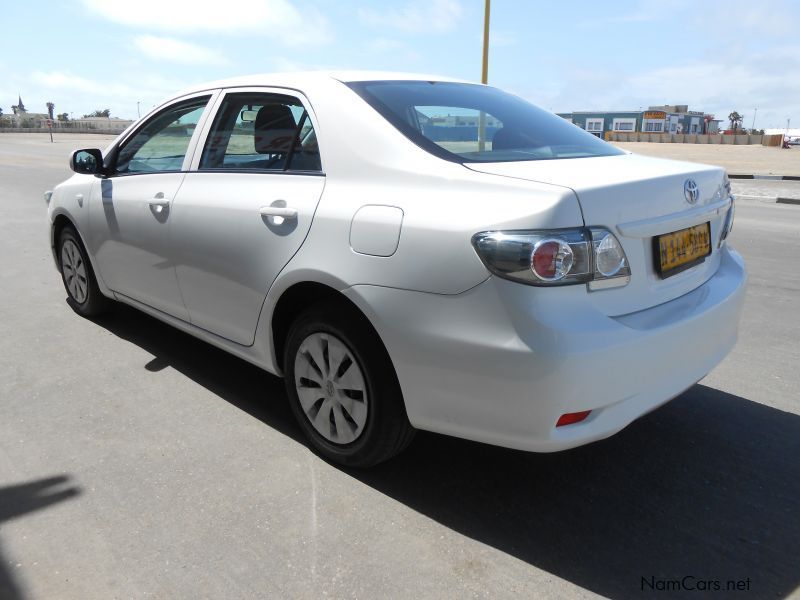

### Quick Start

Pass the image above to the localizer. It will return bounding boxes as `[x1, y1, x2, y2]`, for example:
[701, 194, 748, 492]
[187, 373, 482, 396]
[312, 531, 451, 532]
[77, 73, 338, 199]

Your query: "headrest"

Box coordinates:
[254, 104, 297, 154]
[492, 127, 534, 150]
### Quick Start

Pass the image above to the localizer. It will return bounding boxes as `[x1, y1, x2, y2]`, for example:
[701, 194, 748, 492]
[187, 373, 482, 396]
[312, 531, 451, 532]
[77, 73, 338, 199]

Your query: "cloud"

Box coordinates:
[82, 0, 331, 45]
[132, 35, 227, 66]
[359, 0, 463, 33]
[526, 42, 800, 131]
[363, 38, 422, 62]
[26, 70, 193, 118]
[576, 12, 655, 28]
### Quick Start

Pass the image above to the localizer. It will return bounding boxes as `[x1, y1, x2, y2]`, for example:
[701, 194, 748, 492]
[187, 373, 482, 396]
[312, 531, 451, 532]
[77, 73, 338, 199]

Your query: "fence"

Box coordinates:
[605, 132, 784, 146]
[0, 117, 134, 135]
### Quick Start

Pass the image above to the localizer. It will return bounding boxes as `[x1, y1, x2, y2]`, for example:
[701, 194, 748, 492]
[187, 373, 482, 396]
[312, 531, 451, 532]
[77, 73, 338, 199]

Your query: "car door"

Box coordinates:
[86, 92, 216, 320]
[170, 89, 325, 345]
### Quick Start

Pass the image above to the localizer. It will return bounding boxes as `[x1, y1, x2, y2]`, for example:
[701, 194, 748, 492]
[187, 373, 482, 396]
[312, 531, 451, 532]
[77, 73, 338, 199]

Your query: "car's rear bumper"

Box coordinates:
[343, 245, 746, 452]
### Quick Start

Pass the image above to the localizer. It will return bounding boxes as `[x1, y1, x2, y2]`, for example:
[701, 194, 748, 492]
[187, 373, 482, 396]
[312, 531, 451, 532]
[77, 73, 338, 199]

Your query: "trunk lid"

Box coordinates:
[466, 153, 732, 315]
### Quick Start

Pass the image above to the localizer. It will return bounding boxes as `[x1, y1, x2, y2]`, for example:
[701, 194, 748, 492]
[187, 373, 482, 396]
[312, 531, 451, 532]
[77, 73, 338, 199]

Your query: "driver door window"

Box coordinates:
[114, 96, 210, 175]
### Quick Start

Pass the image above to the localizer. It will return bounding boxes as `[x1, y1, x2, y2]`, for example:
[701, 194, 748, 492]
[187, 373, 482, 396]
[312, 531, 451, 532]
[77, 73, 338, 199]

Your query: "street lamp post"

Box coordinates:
[752, 108, 757, 131]
[137, 101, 141, 119]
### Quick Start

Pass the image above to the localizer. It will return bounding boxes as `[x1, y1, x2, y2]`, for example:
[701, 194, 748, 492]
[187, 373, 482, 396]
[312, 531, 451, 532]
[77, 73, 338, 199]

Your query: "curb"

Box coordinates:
[735, 194, 800, 205]
[729, 174, 800, 181]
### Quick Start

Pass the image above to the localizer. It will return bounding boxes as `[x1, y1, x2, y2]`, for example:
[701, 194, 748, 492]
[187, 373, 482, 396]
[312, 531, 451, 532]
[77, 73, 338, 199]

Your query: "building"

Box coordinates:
[11, 94, 26, 115]
[558, 104, 713, 137]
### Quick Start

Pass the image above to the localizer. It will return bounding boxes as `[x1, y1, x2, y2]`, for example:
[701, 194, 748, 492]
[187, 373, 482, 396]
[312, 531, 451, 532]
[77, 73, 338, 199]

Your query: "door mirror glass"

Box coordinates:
[70, 148, 104, 175]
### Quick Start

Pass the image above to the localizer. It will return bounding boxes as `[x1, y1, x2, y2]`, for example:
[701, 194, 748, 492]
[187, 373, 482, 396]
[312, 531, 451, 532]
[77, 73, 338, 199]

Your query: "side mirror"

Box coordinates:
[70, 148, 105, 175]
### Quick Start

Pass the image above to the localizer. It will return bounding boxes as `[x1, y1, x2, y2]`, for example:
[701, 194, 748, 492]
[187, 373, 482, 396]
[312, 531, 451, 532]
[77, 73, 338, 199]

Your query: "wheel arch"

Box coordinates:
[270, 280, 391, 375]
[51, 212, 78, 271]
[50, 210, 110, 296]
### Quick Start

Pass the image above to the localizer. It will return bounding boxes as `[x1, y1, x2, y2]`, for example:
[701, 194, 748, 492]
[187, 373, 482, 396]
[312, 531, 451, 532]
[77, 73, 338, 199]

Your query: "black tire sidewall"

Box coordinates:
[59, 226, 106, 317]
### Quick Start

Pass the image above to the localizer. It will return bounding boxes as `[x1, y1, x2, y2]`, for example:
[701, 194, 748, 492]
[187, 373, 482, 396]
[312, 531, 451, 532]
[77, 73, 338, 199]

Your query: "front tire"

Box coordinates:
[58, 226, 109, 317]
[283, 303, 414, 467]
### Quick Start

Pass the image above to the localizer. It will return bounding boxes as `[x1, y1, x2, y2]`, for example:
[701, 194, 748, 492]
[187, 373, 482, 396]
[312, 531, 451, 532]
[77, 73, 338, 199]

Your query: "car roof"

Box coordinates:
[172, 71, 474, 98]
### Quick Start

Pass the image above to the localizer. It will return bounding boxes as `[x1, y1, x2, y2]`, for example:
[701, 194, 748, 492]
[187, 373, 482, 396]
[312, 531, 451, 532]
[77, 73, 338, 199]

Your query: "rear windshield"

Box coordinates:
[347, 80, 623, 163]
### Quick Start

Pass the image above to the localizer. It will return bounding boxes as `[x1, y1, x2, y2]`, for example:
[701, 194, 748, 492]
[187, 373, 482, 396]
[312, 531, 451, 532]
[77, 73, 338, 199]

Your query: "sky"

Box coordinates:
[1, 0, 798, 130]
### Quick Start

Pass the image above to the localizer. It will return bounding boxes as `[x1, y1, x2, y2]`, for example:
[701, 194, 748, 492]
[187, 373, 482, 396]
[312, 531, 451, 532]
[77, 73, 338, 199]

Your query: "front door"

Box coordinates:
[171, 90, 325, 345]
[87, 94, 214, 319]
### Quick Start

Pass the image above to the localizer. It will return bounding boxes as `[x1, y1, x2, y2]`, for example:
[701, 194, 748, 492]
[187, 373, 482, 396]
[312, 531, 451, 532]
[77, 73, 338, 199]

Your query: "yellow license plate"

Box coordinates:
[654, 222, 711, 278]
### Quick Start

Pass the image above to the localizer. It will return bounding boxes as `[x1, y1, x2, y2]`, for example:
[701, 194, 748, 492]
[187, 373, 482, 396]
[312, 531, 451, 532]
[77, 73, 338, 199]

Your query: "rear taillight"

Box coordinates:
[531, 238, 575, 280]
[472, 227, 630, 288]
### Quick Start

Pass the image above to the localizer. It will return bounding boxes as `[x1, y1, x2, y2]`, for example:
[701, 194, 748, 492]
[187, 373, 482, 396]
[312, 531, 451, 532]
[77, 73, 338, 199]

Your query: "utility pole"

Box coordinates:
[481, 0, 490, 85]
[478, 0, 490, 151]
[137, 101, 141, 119]
[751, 108, 757, 131]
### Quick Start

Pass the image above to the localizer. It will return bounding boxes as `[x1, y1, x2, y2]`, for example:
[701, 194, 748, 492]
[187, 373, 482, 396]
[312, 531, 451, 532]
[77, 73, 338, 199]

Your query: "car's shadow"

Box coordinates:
[97, 303, 800, 599]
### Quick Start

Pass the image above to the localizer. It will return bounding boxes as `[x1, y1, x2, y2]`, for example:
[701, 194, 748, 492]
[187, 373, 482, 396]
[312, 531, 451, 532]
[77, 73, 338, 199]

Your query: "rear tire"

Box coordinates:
[283, 302, 414, 467]
[58, 226, 109, 317]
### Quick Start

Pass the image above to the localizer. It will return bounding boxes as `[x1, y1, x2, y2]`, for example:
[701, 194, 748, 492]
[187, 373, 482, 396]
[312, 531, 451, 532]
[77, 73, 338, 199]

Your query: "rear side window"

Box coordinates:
[347, 81, 623, 163]
[199, 93, 321, 172]
[114, 96, 210, 174]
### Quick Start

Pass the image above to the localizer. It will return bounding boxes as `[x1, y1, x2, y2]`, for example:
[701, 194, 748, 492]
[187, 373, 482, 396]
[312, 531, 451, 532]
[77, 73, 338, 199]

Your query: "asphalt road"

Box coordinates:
[1, 134, 799, 599]
[732, 179, 800, 202]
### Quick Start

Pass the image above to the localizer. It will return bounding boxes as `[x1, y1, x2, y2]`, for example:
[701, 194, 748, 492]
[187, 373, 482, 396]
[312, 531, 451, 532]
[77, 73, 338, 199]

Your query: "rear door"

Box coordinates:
[170, 88, 325, 345]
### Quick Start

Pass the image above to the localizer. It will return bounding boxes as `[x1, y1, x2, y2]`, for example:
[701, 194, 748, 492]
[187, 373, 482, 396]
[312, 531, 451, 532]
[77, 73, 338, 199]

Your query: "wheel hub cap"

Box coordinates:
[294, 332, 368, 445]
[61, 240, 88, 304]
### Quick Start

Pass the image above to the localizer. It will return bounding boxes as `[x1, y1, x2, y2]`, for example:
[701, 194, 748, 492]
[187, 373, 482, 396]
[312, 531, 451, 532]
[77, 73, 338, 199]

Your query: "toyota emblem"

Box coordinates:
[684, 179, 700, 204]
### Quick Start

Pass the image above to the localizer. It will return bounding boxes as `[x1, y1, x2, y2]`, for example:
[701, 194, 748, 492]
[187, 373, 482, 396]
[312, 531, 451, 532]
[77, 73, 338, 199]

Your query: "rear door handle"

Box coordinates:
[149, 192, 170, 212]
[259, 206, 298, 219]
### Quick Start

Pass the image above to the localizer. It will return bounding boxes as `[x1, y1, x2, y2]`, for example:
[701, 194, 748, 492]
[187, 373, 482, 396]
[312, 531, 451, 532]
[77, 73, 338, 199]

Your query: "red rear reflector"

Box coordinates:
[556, 410, 592, 427]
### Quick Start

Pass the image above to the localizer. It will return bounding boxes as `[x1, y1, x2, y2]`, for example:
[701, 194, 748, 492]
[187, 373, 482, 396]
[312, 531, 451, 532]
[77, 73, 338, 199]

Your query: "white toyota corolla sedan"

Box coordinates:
[47, 72, 746, 466]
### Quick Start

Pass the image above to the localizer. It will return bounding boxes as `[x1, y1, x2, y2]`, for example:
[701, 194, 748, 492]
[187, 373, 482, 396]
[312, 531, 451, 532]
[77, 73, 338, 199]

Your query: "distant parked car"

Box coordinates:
[46, 72, 746, 466]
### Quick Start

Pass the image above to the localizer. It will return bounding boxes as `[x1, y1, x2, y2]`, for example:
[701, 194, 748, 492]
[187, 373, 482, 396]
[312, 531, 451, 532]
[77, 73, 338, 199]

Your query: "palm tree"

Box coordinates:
[728, 111, 743, 133]
[46, 102, 55, 120]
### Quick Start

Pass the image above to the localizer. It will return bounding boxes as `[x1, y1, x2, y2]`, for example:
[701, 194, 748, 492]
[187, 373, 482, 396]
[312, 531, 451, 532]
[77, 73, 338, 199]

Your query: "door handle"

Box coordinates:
[149, 192, 170, 214]
[149, 192, 170, 208]
[259, 206, 298, 219]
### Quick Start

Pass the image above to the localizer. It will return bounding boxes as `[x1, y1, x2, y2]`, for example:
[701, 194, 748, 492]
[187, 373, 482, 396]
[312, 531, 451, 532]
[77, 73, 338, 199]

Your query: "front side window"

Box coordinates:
[114, 96, 210, 174]
[199, 93, 321, 172]
[347, 81, 623, 163]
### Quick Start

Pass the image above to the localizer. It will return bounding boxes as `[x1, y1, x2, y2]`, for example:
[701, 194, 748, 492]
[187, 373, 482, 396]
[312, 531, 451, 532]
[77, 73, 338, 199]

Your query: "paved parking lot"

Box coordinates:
[612, 141, 800, 177]
[1, 133, 799, 598]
